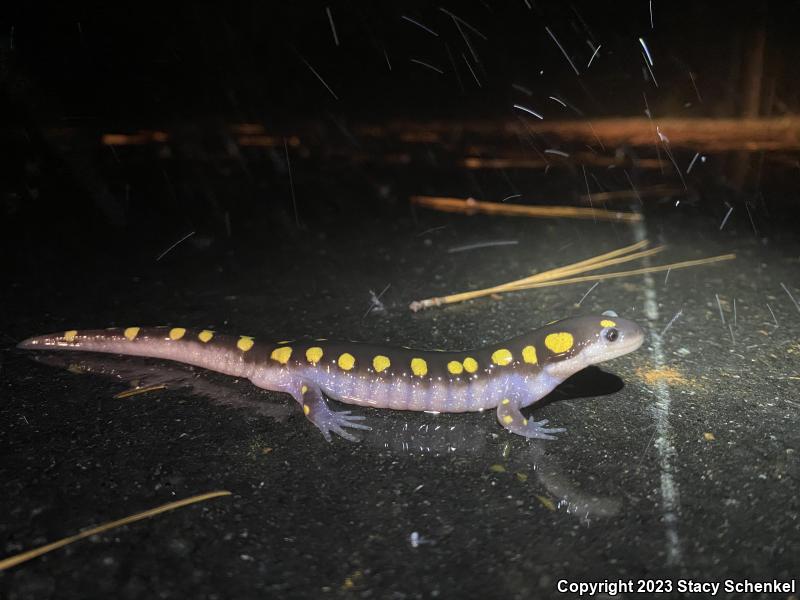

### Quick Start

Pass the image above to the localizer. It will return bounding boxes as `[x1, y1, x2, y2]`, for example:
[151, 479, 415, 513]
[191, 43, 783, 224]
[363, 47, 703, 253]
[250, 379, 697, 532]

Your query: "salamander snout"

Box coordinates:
[585, 311, 645, 364]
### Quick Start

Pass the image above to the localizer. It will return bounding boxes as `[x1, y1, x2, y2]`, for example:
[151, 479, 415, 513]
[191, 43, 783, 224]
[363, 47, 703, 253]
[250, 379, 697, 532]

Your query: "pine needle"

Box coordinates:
[410, 195, 642, 222]
[409, 240, 735, 311]
[113, 384, 167, 399]
[509, 254, 736, 292]
[0, 490, 232, 571]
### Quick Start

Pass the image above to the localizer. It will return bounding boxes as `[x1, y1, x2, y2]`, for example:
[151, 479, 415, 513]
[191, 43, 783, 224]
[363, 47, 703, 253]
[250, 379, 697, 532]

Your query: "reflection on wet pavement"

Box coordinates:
[26, 351, 629, 525]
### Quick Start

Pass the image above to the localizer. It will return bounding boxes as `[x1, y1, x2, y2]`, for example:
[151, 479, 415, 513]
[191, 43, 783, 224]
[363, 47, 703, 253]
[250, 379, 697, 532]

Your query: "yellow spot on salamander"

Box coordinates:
[491, 348, 513, 366]
[237, 336, 255, 352]
[501, 398, 510, 405]
[502, 415, 514, 425]
[522, 345, 538, 365]
[306, 346, 323, 364]
[301, 385, 308, 394]
[198, 330, 214, 343]
[545, 332, 574, 354]
[124, 327, 140, 341]
[447, 360, 463, 375]
[600, 319, 616, 328]
[169, 327, 186, 340]
[338, 352, 355, 371]
[410, 358, 428, 376]
[463, 357, 478, 373]
[373, 355, 391, 372]
[303, 405, 310, 415]
[64, 330, 78, 343]
[270, 346, 292, 364]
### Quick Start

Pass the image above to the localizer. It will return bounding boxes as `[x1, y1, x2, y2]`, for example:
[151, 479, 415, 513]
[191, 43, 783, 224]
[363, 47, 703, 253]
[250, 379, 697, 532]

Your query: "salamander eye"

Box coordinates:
[604, 328, 619, 342]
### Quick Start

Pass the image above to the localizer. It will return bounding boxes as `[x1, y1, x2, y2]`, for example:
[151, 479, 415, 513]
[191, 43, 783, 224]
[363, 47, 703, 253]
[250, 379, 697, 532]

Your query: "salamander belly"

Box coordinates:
[306, 366, 502, 413]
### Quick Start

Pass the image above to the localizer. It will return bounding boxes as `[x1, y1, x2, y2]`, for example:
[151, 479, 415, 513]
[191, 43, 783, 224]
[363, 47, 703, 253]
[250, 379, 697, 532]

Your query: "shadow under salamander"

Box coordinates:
[536, 365, 625, 409]
[19, 352, 625, 521]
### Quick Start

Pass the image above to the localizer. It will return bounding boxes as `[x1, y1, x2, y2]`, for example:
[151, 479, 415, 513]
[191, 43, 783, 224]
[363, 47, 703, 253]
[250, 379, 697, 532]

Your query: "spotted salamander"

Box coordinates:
[18, 311, 644, 442]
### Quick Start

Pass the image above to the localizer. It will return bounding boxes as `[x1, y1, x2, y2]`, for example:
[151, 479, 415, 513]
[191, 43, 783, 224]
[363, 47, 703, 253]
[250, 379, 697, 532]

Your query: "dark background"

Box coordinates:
[2, 2, 799, 599]
[2, 0, 799, 262]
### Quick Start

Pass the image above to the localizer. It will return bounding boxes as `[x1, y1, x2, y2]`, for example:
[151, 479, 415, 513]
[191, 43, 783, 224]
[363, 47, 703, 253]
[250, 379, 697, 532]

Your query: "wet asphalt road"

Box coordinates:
[2, 206, 799, 599]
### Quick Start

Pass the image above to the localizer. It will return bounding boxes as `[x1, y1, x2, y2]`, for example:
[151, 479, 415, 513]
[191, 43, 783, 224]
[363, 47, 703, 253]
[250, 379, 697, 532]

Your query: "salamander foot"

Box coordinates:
[496, 398, 566, 440]
[519, 419, 567, 441]
[298, 384, 371, 442]
[310, 408, 371, 442]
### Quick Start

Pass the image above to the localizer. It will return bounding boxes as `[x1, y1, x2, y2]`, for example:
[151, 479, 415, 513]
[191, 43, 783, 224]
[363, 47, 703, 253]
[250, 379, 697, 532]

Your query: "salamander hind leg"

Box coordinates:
[496, 398, 566, 440]
[297, 383, 371, 442]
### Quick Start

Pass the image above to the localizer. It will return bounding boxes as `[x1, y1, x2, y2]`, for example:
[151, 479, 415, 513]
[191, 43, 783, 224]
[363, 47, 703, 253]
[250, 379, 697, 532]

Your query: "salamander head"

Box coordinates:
[539, 310, 645, 379]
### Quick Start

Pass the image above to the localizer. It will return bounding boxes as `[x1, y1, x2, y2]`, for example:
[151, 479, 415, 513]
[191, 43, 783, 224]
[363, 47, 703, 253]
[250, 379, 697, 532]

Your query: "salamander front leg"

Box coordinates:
[296, 383, 371, 442]
[496, 397, 566, 440]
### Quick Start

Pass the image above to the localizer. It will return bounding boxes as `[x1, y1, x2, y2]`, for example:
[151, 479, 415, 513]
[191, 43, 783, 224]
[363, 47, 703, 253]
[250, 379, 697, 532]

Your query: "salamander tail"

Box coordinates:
[17, 327, 256, 378]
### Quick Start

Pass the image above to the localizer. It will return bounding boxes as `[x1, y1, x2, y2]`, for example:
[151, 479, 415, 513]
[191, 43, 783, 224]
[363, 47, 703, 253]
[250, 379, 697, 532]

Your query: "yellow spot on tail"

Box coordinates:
[64, 330, 78, 342]
[169, 327, 186, 340]
[124, 327, 140, 341]
[501, 398, 510, 405]
[447, 360, 463, 375]
[338, 352, 355, 371]
[545, 332, 574, 354]
[491, 348, 513, 366]
[303, 405, 310, 415]
[502, 415, 514, 425]
[270, 346, 292, 363]
[600, 319, 616, 328]
[198, 330, 214, 343]
[237, 336, 255, 352]
[410, 358, 428, 376]
[522, 345, 538, 364]
[301, 385, 308, 394]
[373, 355, 391, 372]
[306, 346, 323, 364]
[463, 357, 478, 373]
